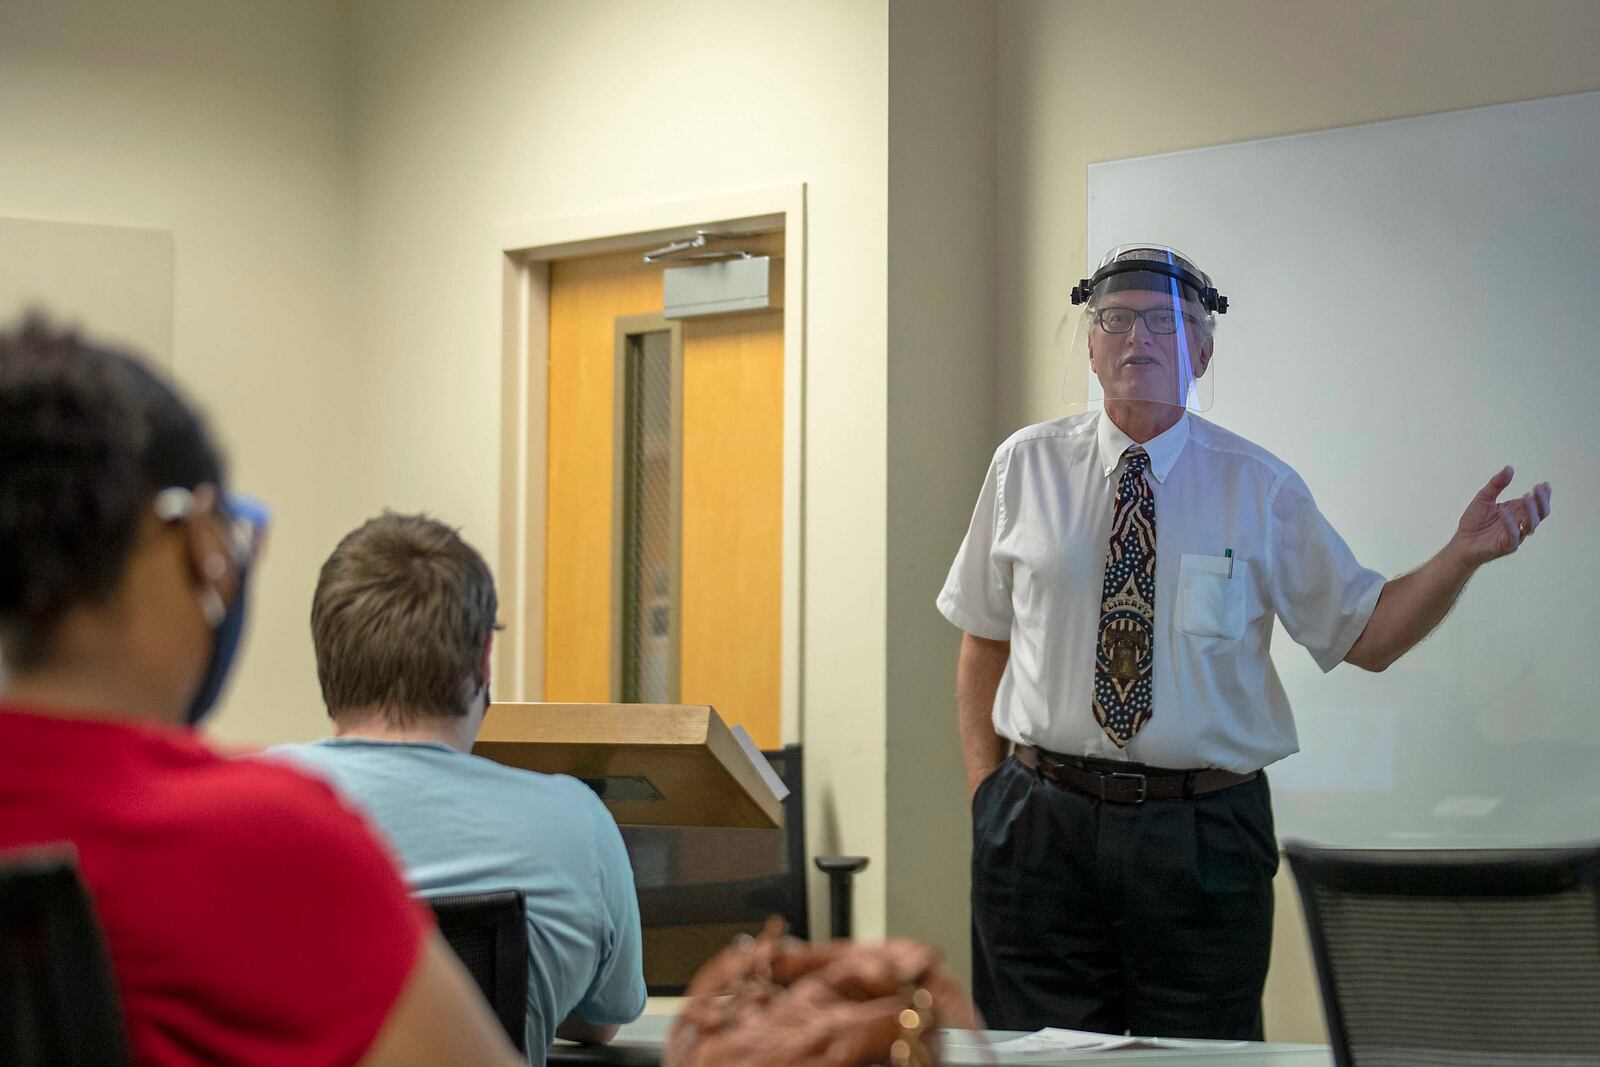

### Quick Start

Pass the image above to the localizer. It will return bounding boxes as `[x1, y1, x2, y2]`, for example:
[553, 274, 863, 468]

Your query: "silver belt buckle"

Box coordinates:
[1108, 770, 1148, 804]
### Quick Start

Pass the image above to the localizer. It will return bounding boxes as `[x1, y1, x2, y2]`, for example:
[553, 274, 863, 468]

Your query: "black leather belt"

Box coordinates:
[1015, 744, 1257, 804]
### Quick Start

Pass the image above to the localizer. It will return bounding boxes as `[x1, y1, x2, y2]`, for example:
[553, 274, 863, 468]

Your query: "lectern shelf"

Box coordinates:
[472, 703, 783, 829]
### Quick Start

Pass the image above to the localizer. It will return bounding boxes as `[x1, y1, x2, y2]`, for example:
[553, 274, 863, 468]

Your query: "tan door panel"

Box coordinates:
[681, 310, 783, 748]
[546, 252, 661, 701]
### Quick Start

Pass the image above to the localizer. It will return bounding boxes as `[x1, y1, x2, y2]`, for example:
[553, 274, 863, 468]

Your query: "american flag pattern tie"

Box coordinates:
[1093, 447, 1156, 747]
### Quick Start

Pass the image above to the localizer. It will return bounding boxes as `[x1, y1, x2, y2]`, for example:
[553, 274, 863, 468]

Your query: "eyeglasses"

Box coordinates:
[154, 487, 270, 567]
[1092, 305, 1203, 336]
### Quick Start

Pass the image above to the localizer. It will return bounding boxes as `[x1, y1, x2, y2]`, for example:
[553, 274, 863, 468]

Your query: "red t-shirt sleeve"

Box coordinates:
[120, 759, 431, 1067]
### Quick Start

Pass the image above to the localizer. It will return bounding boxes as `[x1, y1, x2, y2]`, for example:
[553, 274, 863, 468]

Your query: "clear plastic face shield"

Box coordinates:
[1062, 245, 1228, 415]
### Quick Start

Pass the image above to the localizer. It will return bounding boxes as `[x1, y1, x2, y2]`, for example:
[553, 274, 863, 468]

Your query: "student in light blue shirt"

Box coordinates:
[269, 513, 645, 1066]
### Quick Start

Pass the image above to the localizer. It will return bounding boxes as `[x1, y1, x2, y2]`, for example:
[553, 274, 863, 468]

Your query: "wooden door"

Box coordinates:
[544, 234, 784, 747]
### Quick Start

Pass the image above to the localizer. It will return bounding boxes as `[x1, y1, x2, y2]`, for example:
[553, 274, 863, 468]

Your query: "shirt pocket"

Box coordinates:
[1177, 553, 1249, 641]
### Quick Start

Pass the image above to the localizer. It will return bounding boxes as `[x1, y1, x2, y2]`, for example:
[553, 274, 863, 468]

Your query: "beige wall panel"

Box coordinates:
[0, 217, 174, 368]
[545, 251, 662, 701]
[680, 308, 784, 749]
[885, 0, 997, 987]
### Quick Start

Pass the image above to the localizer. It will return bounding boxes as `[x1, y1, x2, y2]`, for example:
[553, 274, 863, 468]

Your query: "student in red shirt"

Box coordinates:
[0, 316, 522, 1067]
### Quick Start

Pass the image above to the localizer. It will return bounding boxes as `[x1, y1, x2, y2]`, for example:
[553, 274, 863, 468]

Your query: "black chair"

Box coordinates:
[618, 744, 866, 994]
[425, 889, 529, 1054]
[1285, 840, 1600, 1067]
[0, 847, 128, 1067]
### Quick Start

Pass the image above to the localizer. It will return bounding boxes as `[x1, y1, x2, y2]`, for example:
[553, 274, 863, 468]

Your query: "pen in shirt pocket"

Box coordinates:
[1225, 548, 1234, 578]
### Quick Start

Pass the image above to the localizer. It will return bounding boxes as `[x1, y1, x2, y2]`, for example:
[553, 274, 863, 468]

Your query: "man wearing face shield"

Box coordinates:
[938, 246, 1553, 1039]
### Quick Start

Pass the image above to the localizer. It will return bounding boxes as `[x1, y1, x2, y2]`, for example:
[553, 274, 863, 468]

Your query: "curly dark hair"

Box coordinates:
[0, 313, 225, 672]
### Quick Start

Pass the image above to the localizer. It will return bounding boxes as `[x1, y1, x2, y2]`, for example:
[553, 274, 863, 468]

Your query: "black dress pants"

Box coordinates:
[970, 755, 1278, 1039]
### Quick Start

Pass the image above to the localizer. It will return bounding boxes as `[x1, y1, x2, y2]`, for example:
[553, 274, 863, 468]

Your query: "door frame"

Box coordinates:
[496, 183, 806, 744]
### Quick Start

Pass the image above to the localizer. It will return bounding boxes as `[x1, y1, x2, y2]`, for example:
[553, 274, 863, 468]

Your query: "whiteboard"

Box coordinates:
[1089, 91, 1600, 848]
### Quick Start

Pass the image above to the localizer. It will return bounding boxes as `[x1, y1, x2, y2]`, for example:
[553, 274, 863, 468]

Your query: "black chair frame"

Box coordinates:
[1285, 840, 1600, 1067]
[425, 888, 529, 1054]
[0, 846, 129, 1066]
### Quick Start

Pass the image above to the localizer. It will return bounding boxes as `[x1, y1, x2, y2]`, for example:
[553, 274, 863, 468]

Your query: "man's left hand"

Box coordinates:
[1451, 466, 1552, 567]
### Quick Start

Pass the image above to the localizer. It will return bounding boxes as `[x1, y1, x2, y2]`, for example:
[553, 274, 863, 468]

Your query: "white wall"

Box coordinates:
[886, 0, 997, 982]
[993, 0, 1600, 1041]
[346, 0, 894, 935]
[0, 0, 360, 746]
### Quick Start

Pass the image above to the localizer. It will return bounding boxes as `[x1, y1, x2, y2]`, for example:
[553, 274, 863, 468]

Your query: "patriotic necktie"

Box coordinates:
[1093, 447, 1156, 747]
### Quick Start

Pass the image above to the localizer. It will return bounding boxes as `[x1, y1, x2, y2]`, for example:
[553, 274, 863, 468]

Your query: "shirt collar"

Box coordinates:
[1095, 409, 1190, 484]
[318, 736, 458, 754]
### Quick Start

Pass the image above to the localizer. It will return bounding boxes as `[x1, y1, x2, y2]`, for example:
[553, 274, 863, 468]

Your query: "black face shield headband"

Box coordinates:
[1070, 259, 1229, 315]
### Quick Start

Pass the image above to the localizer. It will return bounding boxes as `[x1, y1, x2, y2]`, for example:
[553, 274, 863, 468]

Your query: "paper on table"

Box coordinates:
[964, 1029, 1133, 1053]
[955, 1028, 1248, 1053]
[730, 724, 790, 803]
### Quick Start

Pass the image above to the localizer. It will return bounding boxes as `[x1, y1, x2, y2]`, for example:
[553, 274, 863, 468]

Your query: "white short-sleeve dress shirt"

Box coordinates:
[937, 411, 1386, 773]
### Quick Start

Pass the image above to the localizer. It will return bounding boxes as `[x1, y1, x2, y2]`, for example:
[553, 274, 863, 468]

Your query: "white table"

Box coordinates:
[549, 1012, 1336, 1066]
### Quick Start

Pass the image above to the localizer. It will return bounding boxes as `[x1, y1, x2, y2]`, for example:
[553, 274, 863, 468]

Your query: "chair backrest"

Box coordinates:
[1285, 840, 1600, 1067]
[425, 889, 529, 1054]
[0, 847, 128, 1067]
[619, 744, 807, 994]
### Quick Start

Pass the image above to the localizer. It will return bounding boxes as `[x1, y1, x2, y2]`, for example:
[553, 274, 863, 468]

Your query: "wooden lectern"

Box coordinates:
[473, 703, 782, 829]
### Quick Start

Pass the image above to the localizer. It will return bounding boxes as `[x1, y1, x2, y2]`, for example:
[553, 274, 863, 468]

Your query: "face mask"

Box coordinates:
[154, 489, 269, 727]
[186, 552, 253, 725]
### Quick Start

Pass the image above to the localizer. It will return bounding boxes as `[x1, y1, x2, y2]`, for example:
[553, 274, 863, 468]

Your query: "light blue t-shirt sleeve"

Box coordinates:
[571, 795, 647, 1025]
